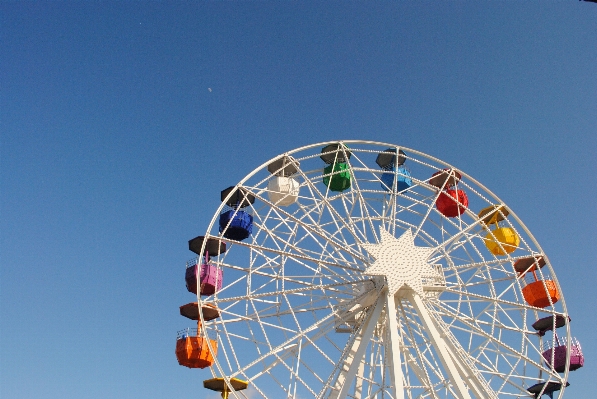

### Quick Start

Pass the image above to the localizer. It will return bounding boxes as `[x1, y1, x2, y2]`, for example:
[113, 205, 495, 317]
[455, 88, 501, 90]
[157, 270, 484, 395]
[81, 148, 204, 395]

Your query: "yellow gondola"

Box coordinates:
[479, 205, 519, 256]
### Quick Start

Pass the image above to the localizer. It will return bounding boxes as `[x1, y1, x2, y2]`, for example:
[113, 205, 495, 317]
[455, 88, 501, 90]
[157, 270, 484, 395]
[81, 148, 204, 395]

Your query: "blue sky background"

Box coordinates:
[2, 2, 596, 398]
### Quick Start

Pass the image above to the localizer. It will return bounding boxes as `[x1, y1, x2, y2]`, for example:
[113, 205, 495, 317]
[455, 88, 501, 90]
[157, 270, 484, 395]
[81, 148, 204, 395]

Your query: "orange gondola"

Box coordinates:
[515, 256, 559, 308]
[175, 332, 217, 369]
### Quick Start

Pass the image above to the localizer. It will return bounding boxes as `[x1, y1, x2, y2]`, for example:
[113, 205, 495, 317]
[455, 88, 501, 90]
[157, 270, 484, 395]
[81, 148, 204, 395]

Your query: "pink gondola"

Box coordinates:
[542, 335, 584, 373]
[185, 251, 223, 296]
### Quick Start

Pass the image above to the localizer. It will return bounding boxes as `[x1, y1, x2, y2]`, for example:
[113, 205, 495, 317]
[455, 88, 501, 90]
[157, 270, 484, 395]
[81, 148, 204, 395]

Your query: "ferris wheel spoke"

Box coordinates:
[337, 193, 376, 246]
[253, 221, 357, 272]
[214, 279, 370, 305]
[243, 191, 368, 267]
[381, 293, 405, 399]
[217, 296, 380, 390]
[235, 185, 364, 268]
[305, 196, 370, 260]
[380, 201, 448, 252]
[328, 292, 385, 399]
[439, 235, 481, 264]
[432, 300, 523, 340]
[341, 155, 382, 243]
[491, 356, 530, 395]
[391, 188, 438, 218]
[249, 249, 353, 285]
[428, 302, 551, 376]
[442, 287, 563, 315]
[429, 310, 498, 399]
[459, 275, 518, 301]
[249, 194, 346, 260]
[435, 310, 524, 340]
[398, 307, 444, 397]
[398, 301, 440, 399]
[406, 292, 473, 399]
[230, 308, 340, 380]
[216, 267, 351, 294]
[443, 258, 506, 273]
[429, 218, 489, 259]
[293, 165, 377, 252]
[402, 351, 435, 398]
[264, 340, 320, 399]
[412, 188, 444, 241]
[217, 237, 362, 275]
[439, 295, 528, 336]
[213, 303, 365, 338]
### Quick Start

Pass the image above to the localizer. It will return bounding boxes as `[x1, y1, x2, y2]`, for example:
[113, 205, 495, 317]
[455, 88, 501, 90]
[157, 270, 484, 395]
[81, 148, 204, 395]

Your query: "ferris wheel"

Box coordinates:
[175, 141, 584, 399]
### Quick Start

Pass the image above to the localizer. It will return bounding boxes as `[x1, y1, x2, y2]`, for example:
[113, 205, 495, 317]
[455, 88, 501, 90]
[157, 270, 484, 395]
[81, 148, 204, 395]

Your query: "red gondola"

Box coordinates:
[436, 189, 468, 217]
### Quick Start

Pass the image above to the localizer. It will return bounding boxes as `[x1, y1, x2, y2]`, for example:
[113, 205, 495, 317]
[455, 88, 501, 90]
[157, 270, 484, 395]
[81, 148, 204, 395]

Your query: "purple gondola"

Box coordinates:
[185, 256, 223, 296]
[542, 336, 584, 373]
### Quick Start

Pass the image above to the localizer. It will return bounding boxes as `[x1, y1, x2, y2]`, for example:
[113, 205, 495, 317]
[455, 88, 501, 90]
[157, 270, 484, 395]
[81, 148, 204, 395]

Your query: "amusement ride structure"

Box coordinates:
[174, 141, 583, 399]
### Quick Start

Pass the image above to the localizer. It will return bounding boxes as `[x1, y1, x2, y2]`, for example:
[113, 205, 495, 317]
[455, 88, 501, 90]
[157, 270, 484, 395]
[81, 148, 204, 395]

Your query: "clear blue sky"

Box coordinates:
[2, 2, 596, 398]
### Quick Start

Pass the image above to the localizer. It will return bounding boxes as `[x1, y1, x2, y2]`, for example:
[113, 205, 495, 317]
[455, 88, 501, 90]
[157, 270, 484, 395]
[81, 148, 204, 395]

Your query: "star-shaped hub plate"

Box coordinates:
[362, 229, 437, 297]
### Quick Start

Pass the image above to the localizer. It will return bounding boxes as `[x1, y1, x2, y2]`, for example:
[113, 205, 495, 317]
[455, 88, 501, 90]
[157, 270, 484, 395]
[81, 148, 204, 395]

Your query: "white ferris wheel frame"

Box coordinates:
[191, 140, 572, 399]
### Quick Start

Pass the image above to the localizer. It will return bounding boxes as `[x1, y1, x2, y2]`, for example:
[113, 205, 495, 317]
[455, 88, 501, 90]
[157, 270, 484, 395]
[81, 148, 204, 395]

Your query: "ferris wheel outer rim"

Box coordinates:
[191, 140, 571, 398]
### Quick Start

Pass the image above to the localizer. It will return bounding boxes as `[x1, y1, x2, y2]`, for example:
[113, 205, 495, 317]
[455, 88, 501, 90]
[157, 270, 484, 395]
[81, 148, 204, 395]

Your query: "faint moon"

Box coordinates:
[208, 88, 212, 92]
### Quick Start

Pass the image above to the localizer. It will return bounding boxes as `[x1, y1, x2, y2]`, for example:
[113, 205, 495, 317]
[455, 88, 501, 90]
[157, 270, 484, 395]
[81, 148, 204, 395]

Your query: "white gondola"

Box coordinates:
[267, 176, 299, 206]
[266, 155, 300, 206]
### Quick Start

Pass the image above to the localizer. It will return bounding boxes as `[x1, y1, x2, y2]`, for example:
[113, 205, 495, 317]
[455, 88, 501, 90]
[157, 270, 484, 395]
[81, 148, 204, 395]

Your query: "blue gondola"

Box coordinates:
[218, 186, 255, 241]
[219, 209, 253, 240]
[381, 166, 412, 192]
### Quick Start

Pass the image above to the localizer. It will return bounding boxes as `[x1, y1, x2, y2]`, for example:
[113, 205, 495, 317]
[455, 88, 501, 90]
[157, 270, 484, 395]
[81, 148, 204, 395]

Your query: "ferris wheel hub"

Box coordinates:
[361, 228, 438, 297]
